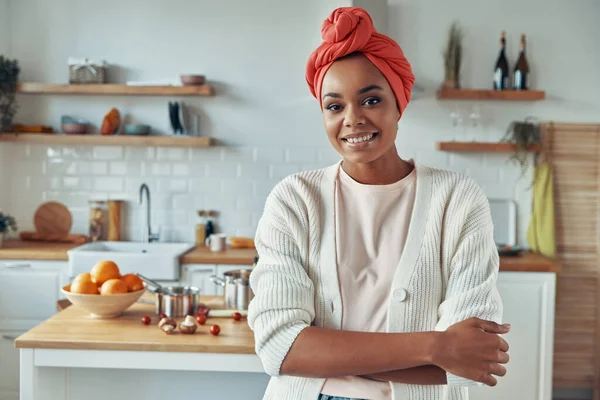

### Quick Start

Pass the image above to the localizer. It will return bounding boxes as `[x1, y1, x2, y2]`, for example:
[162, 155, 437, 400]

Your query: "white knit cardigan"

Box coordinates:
[247, 161, 503, 400]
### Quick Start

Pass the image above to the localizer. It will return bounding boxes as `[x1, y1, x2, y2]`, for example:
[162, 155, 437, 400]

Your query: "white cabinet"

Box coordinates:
[0, 330, 23, 400]
[181, 264, 217, 296]
[469, 272, 556, 400]
[0, 260, 68, 400]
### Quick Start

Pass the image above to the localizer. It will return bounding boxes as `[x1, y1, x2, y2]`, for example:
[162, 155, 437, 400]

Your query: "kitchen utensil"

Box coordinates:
[180, 75, 206, 86]
[210, 269, 253, 311]
[33, 201, 72, 237]
[13, 124, 53, 133]
[173, 102, 184, 134]
[107, 200, 122, 241]
[123, 124, 150, 135]
[142, 286, 201, 318]
[136, 273, 175, 295]
[62, 123, 88, 134]
[488, 198, 517, 247]
[20, 232, 88, 244]
[61, 284, 145, 319]
[205, 233, 226, 252]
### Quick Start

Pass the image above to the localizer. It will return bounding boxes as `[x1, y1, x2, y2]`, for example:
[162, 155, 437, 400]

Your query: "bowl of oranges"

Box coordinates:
[62, 260, 146, 318]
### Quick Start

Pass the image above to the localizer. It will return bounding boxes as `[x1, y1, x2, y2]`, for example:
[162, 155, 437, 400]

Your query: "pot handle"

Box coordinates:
[210, 275, 225, 286]
[137, 298, 154, 304]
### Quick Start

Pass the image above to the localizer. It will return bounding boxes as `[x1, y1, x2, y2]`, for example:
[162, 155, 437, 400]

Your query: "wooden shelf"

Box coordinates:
[436, 141, 541, 152]
[17, 82, 214, 96]
[436, 88, 545, 101]
[0, 133, 214, 148]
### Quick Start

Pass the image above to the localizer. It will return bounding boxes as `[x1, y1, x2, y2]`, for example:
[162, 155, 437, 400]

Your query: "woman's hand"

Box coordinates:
[432, 317, 510, 386]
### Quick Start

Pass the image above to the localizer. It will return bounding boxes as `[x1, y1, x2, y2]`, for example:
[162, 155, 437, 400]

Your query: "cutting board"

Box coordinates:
[488, 198, 517, 247]
[33, 202, 72, 236]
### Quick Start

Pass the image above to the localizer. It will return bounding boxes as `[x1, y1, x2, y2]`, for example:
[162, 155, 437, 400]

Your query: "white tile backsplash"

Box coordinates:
[93, 146, 124, 160]
[2, 141, 534, 244]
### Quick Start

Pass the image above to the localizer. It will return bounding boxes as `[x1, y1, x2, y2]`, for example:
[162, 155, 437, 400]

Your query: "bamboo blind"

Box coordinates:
[542, 122, 600, 397]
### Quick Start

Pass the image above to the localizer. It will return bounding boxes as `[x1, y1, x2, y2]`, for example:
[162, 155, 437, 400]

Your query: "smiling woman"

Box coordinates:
[247, 6, 509, 400]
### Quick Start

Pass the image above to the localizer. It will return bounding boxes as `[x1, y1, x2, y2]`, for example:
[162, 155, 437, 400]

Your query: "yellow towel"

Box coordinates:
[527, 162, 556, 258]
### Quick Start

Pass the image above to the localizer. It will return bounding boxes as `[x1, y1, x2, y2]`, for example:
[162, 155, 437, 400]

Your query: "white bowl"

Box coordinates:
[61, 284, 146, 319]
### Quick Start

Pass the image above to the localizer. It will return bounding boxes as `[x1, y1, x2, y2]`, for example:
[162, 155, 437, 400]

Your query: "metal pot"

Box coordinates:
[140, 286, 201, 318]
[210, 270, 253, 311]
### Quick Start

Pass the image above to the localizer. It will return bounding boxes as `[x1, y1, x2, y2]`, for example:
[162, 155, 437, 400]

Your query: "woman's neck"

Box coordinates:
[341, 147, 413, 185]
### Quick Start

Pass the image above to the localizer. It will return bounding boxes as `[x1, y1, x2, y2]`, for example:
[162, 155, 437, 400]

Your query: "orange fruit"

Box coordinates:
[120, 274, 144, 292]
[73, 272, 92, 284]
[100, 279, 128, 295]
[70, 279, 99, 295]
[90, 261, 121, 286]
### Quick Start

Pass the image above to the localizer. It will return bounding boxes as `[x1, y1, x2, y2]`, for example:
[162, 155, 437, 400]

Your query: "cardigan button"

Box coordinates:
[393, 288, 407, 302]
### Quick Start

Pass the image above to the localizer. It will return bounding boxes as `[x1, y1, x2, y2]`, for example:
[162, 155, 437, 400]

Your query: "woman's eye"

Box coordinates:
[363, 97, 381, 106]
[326, 104, 342, 112]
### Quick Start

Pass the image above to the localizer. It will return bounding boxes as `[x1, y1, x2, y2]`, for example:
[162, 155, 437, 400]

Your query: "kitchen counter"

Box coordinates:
[0, 239, 258, 265]
[0, 239, 559, 272]
[15, 295, 255, 353]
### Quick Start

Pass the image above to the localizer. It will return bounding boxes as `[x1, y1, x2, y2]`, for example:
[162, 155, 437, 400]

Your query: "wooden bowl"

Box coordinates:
[180, 75, 206, 86]
[61, 284, 146, 318]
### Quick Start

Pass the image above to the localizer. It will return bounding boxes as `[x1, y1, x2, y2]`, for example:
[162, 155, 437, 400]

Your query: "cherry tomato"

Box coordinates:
[232, 312, 242, 321]
[141, 316, 151, 325]
[196, 305, 209, 316]
[196, 314, 207, 325]
[210, 324, 221, 336]
[159, 313, 167, 319]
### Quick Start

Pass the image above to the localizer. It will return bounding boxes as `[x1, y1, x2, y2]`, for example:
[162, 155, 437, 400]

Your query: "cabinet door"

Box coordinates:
[0, 261, 68, 331]
[183, 265, 218, 296]
[214, 264, 252, 296]
[469, 272, 556, 400]
[0, 330, 24, 400]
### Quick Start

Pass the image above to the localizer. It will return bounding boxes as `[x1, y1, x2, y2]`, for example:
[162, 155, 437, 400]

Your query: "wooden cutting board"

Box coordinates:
[33, 202, 72, 236]
[19, 232, 88, 244]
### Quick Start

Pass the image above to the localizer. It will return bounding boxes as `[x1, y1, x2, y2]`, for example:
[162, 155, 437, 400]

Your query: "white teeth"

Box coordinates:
[347, 133, 374, 144]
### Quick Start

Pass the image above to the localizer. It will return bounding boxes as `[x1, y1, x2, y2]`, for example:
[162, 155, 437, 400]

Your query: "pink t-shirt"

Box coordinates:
[320, 164, 417, 400]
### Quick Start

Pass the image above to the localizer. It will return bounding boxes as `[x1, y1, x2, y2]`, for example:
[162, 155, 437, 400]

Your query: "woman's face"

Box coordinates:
[320, 53, 400, 165]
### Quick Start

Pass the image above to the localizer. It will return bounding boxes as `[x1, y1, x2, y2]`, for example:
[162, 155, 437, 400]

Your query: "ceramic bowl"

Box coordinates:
[61, 284, 146, 319]
[62, 123, 89, 134]
[124, 124, 151, 135]
[180, 75, 206, 86]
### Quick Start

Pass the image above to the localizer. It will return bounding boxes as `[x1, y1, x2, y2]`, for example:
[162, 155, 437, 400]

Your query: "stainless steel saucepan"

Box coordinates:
[210, 269, 253, 311]
[137, 273, 200, 317]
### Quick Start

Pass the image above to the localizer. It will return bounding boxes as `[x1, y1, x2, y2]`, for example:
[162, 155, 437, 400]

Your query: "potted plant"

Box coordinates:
[441, 21, 463, 90]
[0, 56, 20, 133]
[501, 117, 541, 181]
[0, 210, 17, 248]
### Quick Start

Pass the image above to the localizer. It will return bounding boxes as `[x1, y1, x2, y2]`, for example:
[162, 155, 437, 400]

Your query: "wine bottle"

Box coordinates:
[493, 31, 510, 90]
[513, 34, 530, 90]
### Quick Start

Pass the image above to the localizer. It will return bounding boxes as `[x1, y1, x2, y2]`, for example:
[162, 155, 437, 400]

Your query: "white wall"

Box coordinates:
[1, 0, 598, 244]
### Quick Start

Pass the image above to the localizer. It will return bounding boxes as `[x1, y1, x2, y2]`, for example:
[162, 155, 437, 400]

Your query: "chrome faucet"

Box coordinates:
[138, 183, 159, 243]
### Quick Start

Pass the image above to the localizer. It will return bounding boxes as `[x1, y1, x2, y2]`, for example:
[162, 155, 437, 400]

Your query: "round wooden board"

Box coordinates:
[33, 201, 72, 236]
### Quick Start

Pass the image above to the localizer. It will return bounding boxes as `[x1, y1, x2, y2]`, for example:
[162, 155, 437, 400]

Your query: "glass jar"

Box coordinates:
[89, 200, 107, 241]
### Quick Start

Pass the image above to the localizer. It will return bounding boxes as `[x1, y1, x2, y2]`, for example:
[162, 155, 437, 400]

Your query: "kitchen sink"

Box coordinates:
[67, 241, 195, 281]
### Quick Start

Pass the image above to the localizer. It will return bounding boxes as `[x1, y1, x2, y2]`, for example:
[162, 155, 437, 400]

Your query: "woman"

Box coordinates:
[248, 7, 510, 400]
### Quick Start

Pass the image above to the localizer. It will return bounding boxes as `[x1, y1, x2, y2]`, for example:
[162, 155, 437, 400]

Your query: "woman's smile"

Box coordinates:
[341, 131, 379, 149]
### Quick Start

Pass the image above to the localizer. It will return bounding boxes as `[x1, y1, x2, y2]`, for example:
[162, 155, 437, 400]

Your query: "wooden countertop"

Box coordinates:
[0, 240, 78, 261]
[0, 240, 559, 272]
[497, 252, 561, 273]
[15, 295, 256, 354]
[0, 240, 258, 265]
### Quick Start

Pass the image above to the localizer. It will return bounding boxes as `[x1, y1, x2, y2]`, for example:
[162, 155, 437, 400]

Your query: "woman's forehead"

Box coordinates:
[321, 54, 390, 95]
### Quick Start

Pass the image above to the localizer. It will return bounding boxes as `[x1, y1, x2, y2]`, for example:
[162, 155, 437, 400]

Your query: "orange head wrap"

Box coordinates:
[305, 7, 415, 118]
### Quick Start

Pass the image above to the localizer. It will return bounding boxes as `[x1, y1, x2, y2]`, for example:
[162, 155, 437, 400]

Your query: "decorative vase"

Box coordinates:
[0, 232, 4, 248]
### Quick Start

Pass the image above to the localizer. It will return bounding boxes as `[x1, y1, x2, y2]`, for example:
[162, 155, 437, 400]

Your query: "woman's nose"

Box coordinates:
[343, 105, 366, 127]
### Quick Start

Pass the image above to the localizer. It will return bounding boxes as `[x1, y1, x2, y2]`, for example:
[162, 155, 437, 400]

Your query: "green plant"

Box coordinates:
[501, 117, 541, 180]
[0, 210, 17, 234]
[442, 21, 463, 89]
[0, 56, 20, 133]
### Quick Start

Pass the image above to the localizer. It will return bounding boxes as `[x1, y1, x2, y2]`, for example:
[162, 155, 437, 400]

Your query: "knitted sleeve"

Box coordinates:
[434, 188, 503, 387]
[247, 180, 316, 376]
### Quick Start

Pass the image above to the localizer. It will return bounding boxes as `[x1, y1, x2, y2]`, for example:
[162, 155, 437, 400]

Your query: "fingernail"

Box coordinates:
[502, 324, 511, 329]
